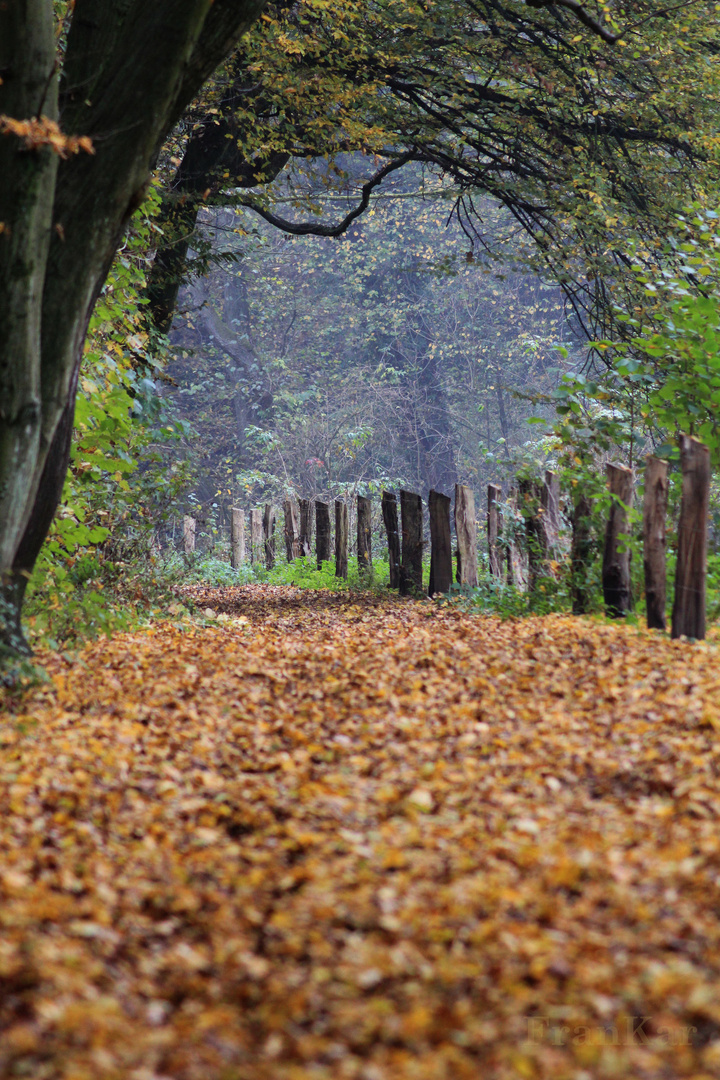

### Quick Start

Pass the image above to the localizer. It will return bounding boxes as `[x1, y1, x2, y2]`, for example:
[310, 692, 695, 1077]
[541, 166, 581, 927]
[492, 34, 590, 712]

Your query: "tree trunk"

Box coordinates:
[0, 0, 265, 656]
[400, 490, 423, 596]
[250, 508, 262, 564]
[299, 498, 312, 558]
[316, 501, 331, 568]
[357, 495, 372, 577]
[263, 504, 276, 570]
[571, 491, 593, 615]
[428, 490, 452, 595]
[602, 462, 634, 618]
[672, 435, 709, 641]
[540, 470, 560, 557]
[382, 491, 400, 589]
[335, 500, 348, 580]
[231, 507, 245, 568]
[487, 483, 502, 579]
[505, 487, 526, 592]
[455, 484, 477, 587]
[643, 456, 668, 631]
[519, 478, 544, 594]
[283, 498, 300, 561]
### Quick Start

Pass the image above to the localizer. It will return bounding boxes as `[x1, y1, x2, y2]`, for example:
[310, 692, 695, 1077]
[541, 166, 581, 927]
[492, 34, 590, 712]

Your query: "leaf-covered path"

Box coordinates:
[3, 587, 720, 1080]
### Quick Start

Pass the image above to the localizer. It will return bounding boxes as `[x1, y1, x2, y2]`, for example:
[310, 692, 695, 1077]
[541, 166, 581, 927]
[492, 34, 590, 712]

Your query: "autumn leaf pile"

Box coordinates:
[3, 586, 720, 1080]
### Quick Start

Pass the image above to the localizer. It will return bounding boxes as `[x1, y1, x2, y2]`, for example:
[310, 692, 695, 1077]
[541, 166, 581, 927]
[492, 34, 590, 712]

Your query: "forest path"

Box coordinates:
[2, 586, 720, 1079]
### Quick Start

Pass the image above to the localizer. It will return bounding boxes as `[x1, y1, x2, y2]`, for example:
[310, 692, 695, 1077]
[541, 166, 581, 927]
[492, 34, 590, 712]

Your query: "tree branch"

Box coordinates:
[525, 0, 618, 43]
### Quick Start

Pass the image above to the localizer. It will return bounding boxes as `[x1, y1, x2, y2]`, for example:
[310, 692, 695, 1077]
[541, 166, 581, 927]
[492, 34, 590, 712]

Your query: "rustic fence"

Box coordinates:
[180, 434, 712, 640]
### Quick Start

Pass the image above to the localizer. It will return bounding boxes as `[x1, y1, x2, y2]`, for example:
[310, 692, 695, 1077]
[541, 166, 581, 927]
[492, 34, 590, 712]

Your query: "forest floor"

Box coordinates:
[2, 586, 720, 1080]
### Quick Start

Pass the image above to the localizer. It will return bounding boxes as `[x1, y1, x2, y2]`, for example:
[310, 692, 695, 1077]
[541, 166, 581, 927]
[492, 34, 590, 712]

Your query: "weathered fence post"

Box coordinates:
[643, 455, 669, 630]
[299, 498, 312, 558]
[231, 508, 245, 569]
[505, 488, 526, 592]
[672, 435, 710, 640]
[428, 489, 453, 595]
[357, 495, 372, 577]
[455, 484, 477, 587]
[382, 491, 400, 589]
[283, 498, 300, 561]
[183, 515, 196, 555]
[541, 470, 560, 557]
[263, 504, 276, 570]
[487, 483, 502, 579]
[335, 499, 348, 580]
[315, 500, 331, 568]
[400, 490, 423, 596]
[570, 491, 593, 615]
[603, 462, 634, 618]
[250, 509, 263, 564]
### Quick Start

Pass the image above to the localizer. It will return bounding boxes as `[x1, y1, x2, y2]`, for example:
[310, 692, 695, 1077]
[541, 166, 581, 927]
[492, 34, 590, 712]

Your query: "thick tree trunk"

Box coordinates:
[283, 498, 300, 561]
[672, 436, 709, 640]
[0, 0, 264, 656]
[382, 491, 400, 589]
[643, 456, 668, 631]
[250, 508, 263, 563]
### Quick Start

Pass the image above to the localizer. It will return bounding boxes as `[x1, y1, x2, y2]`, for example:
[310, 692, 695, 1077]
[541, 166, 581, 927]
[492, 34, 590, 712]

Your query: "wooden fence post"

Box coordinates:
[505, 488, 527, 592]
[570, 492, 593, 615]
[283, 498, 300, 561]
[603, 462, 634, 618]
[357, 495, 372, 577]
[335, 499, 348, 580]
[382, 491, 400, 589]
[299, 498, 312, 558]
[250, 509, 263, 564]
[263, 504, 276, 570]
[183, 515, 196, 555]
[231, 508, 245, 569]
[541, 470, 560, 556]
[487, 483, 502, 579]
[455, 484, 477, 587]
[428, 489, 452, 595]
[672, 435, 710, 640]
[643, 455, 669, 630]
[400, 490, 423, 596]
[315, 500, 331, 568]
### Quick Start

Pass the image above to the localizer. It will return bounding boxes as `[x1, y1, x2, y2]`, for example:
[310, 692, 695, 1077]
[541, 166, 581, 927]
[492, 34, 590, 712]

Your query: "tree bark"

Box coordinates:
[315, 501, 331, 568]
[400, 490, 423, 596]
[263, 503, 276, 570]
[602, 462, 634, 618]
[672, 435, 709, 641]
[231, 507, 245, 569]
[540, 470, 560, 557]
[382, 491, 400, 589]
[455, 484, 477, 587]
[487, 483, 502, 579]
[643, 456, 668, 631]
[250, 508, 263, 564]
[505, 487, 526, 592]
[283, 498, 300, 561]
[357, 495, 372, 577]
[428, 490, 452, 595]
[0, 0, 264, 655]
[299, 498, 312, 558]
[519, 478, 544, 594]
[335, 500, 348, 580]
